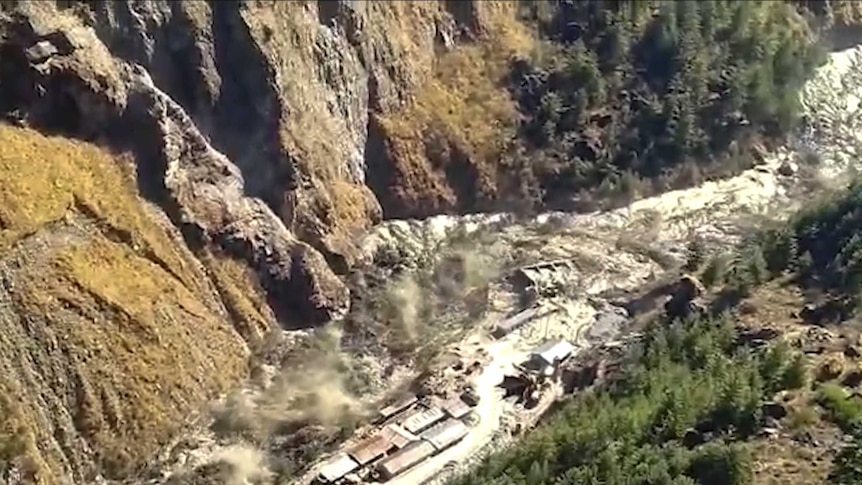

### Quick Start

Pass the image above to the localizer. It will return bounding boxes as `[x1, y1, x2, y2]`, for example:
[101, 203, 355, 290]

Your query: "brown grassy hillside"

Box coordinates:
[0, 125, 267, 483]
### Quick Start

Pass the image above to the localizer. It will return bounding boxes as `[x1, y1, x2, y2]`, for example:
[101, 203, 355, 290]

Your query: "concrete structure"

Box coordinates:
[511, 260, 577, 299]
[376, 441, 437, 481]
[420, 418, 469, 451]
[399, 405, 446, 434]
[316, 453, 359, 484]
[530, 339, 576, 367]
[492, 307, 544, 338]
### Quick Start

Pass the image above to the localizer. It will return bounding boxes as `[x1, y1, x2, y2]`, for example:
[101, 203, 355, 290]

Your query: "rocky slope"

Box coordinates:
[0, 0, 547, 323]
[0, 1, 537, 482]
[0, 125, 275, 483]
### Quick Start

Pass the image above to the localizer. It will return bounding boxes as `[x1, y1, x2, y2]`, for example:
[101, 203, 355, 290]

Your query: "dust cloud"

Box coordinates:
[211, 445, 273, 485]
[211, 327, 371, 441]
[386, 274, 422, 342]
[382, 247, 500, 351]
[161, 242, 502, 483]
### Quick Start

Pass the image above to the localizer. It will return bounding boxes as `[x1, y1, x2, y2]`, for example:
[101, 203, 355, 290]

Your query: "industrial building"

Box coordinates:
[439, 395, 472, 420]
[510, 260, 578, 299]
[377, 394, 418, 423]
[400, 405, 447, 434]
[347, 433, 394, 467]
[379, 424, 415, 449]
[314, 393, 476, 484]
[316, 454, 359, 484]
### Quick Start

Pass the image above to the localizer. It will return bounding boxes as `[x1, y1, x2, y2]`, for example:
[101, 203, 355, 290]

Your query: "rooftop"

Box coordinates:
[347, 433, 393, 465]
[531, 339, 576, 365]
[317, 453, 359, 483]
[439, 395, 472, 419]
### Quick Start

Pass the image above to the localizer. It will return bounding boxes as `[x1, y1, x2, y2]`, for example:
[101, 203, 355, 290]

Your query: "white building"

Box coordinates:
[530, 339, 576, 368]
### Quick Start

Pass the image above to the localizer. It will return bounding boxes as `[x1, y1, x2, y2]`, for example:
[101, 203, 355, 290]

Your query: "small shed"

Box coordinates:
[399, 405, 446, 434]
[376, 440, 436, 481]
[317, 453, 359, 484]
[530, 339, 576, 367]
[420, 418, 469, 451]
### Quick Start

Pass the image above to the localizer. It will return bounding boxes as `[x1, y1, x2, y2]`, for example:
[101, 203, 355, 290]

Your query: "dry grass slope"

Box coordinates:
[0, 126, 192, 287]
[0, 125, 253, 482]
[205, 252, 276, 343]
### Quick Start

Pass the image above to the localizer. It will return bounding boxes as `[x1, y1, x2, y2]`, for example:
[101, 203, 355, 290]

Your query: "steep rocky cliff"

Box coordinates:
[0, 1, 536, 482]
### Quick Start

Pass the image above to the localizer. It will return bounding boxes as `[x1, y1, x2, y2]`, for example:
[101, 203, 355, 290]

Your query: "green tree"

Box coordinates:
[685, 237, 706, 273]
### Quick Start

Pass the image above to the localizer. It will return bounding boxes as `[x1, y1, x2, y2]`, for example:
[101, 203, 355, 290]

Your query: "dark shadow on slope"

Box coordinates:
[363, 114, 404, 219]
[210, 0, 294, 207]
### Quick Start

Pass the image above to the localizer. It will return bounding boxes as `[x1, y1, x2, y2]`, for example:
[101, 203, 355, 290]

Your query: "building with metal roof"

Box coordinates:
[379, 423, 416, 450]
[420, 418, 469, 451]
[399, 405, 446, 434]
[347, 433, 393, 466]
[378, 394, 418, 422]
[530, 339, 576, 367]
[439, 395, 472, 420]
[376, 440, 437, 481]
[316, 453, 359, 484]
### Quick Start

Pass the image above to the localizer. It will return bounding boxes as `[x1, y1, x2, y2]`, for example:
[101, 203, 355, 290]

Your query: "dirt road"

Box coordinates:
[375, 299, 596, 485]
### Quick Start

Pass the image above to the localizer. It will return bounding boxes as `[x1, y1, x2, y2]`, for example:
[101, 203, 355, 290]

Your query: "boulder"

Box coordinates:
[664, 274, 706, 320]
[843, 368, 862, 388]
[816, 355, 845, 382]
[777, 160, 798, 176]
[762, 402, 788, 420]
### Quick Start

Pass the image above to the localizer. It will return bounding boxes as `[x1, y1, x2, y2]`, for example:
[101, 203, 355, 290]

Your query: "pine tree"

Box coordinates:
[701, 255, 728, 288]
[782, 353, 808, 390]
[746, 245, 769, 286]
[685, 236, 706, 272]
